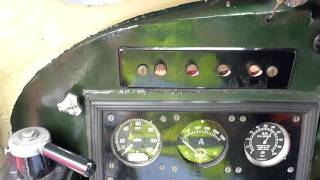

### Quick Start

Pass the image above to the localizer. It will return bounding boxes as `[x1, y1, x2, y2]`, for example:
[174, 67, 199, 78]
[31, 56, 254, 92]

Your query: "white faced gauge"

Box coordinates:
[244, 122, 290, 167]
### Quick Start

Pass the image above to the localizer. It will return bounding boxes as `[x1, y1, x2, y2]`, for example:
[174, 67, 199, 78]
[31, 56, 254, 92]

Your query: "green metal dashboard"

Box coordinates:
[10, 1, 320, 179]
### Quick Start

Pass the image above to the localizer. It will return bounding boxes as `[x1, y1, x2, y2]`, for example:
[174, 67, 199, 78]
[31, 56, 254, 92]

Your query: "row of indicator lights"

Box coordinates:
[137, 63, 279, 78]
[137, 63, 199, 77]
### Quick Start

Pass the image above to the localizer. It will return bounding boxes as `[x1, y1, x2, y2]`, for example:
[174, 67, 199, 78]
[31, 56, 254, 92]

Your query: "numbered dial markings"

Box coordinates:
[244, 122, 290, 167]
[112, 118, 161, 167]
[177, 120, 228, 167]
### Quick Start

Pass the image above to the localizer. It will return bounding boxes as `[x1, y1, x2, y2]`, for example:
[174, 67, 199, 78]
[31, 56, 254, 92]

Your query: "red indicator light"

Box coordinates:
[186, 64, 199, 77]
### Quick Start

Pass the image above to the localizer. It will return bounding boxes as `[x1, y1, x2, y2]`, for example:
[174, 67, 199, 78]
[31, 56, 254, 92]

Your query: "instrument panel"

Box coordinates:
[86, 99, 318, 180]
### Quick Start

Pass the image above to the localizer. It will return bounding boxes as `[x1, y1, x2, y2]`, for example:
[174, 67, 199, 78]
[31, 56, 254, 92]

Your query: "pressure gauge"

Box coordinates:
[244, 122, 290, 167]
[177, 120, 228, 167]
[111, 118, 161, 167]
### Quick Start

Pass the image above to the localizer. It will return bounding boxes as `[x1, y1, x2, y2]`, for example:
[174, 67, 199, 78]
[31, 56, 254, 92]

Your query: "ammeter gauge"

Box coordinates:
[111, 118, 161, 167]
[244, 122, 290, 167]
[177, 120, 228, 167]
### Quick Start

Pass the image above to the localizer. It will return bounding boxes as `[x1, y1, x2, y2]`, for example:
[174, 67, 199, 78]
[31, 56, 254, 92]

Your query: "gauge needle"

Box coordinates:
[121, 144, 133, 156]
[181, 138, 197, 153]
[263, 132, 273, 144]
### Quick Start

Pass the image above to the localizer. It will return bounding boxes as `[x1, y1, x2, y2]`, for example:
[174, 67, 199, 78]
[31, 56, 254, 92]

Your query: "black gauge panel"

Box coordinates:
[86, 100, 317, 180]
[101, 112, 302, 180]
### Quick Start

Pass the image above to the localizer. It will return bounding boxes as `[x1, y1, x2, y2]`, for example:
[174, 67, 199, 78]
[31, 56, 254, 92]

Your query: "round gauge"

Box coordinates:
[177, 120, 228, 167]
[244, 122, 290, 167]
[111, 118, 161, 167]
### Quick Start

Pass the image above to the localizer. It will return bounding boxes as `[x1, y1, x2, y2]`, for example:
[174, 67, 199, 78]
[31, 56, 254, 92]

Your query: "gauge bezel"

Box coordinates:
[177, 120, 229, 168]
[244, 122, 290, 167]
[111, 118, 162, 167]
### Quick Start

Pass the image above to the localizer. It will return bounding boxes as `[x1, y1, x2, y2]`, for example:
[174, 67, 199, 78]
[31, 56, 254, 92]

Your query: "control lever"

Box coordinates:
[41, 142, 95, 177]
[6, 127, 96, 179]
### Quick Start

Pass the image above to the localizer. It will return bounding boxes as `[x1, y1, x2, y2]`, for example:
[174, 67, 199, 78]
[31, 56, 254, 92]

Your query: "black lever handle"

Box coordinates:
[41, 142, 96, 177]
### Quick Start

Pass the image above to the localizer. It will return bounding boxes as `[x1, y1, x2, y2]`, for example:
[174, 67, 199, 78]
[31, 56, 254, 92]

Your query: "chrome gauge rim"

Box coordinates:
[177, 120, 228, 167]
[111, 118, 162, 167]
[244, 122, 290, 167]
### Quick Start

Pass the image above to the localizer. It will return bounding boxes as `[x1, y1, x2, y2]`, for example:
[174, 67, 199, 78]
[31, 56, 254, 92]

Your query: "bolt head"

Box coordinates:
[20, 129, 38, 141]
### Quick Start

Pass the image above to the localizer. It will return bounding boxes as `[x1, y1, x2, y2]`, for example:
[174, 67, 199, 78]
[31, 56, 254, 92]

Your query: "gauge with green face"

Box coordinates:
[177, 120, 228, 167]
[112, 118, 161, 167]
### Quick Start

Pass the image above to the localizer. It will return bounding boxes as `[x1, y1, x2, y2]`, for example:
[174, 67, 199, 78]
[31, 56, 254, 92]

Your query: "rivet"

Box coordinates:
[224, 166, 232, 173]
[287, 167, 295, 173]
[171, 165, 178, 172]
[173, 114, 180, 121]
[160, 115, 167, 123]
[239, 116, 247, 122]
[159, 164, 166, 171]
[108, 162, 114, 169]
[293, 116, 300, 123]
[235, 166, 242, 174]
[107, 114, 115, 122]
